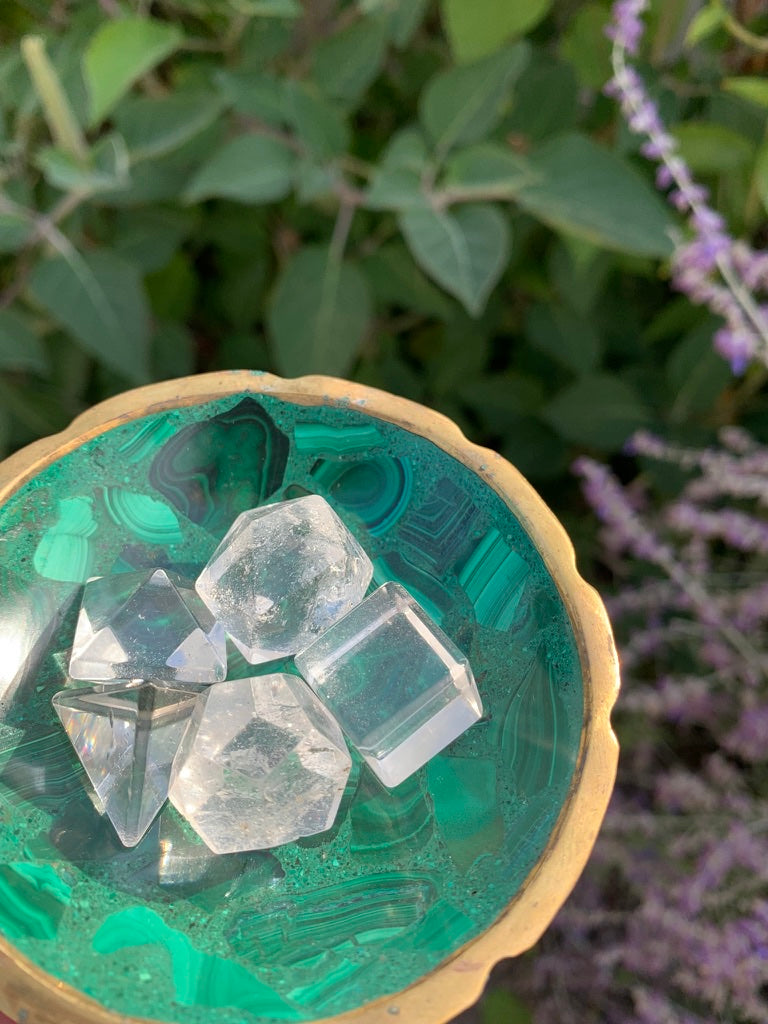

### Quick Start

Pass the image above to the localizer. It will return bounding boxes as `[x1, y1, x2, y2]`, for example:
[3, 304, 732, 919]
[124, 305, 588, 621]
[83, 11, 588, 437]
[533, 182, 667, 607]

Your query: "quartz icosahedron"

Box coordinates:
[69, 569, 227, 684]
[168, 674, 352, 854]
[52, 681, 201, 847]
[195, 495, 373, 664]
[295, 582, 483, 788]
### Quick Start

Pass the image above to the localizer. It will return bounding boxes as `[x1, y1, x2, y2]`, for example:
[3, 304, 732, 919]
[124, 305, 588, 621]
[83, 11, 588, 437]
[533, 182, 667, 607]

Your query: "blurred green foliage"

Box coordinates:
[0, 1, 767, 1020]
[1, 0, 765, 531]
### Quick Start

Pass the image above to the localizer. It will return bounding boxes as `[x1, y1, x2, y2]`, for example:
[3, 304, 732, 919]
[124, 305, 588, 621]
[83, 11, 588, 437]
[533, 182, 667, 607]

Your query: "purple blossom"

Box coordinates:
[604, 0, 768, 373]
[518, 432, 768, 1024]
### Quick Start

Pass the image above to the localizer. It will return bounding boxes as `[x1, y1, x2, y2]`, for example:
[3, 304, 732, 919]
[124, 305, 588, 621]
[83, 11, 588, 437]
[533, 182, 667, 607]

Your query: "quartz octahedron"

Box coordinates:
[295, 582, 483, 788]
[53, 681, 201, 847]
[168, 674, 352, 854]
[69, 569, 227, 684]
[195, 495, 373, 664]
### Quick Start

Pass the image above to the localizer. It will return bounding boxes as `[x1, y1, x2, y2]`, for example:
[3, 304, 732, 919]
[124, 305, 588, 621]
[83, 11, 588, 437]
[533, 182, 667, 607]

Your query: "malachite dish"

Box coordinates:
[0, 373, 619, 1024]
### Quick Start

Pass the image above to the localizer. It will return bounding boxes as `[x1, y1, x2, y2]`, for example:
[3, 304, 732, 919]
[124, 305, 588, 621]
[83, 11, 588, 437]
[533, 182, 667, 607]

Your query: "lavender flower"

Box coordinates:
[605, 0, 768, 373]
[515, 432, 768, 1024]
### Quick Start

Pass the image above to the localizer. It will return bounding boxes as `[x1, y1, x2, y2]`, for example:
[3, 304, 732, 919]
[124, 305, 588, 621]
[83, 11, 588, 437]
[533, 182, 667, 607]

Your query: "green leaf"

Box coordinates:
[114, 91, 225, 161]
[543, 373, 652, 449]
[36, 133, 130, 194]
[458, 373, 545, 425]
[442, 143, 531, 197]
[233, 0, 302, 14]
[284, 81, 350, 160]
[442, 0, 552, 63]
[0, 309, 50, 374]
[215, 70, 287, 124]
[515, 133, 674, 257]
[0, 210, 34, 254]
[559, 3, 613, 89]
[184, 135, 297, 204]
[481, 989, 534, 1024]
[313, 16, 388, 104]
[386, 0, 430, 47]
[684, 4, 725, 46]
[671, 121, 754, 175]
[723, 76, 768, 109]
[112, 207, 196, 273]
[268, 245, 372, 376]
[755, 138, 768, 216]
[502, 416, 568, 480]
[526, 303, 601, 374]
[98, 122, 224, 207]
[362, 242, 455, 319]
[152, 320, 196, 380]
[399, 202, 510, 316]
[28, 250, 150, 382]
[505, 55, 579, 141]
[84, 17, 184, 126]
[295, 161, 337, 202]
[665, 319, 731, 422]
[548, 238, 613, 315]
[419, 44, 529, 155]
[145, 252, 197, 321]
[365, 128, 428, 210]
[212, 256, 267, 331]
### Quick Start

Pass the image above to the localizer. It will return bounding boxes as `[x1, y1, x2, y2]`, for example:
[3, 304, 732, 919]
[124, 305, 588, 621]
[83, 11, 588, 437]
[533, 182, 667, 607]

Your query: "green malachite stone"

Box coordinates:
[0, 393, 583, 1024]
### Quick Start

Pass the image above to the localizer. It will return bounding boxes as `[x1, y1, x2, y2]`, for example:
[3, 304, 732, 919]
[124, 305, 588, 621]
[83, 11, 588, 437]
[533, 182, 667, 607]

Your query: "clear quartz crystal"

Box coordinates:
[69, 569, 227, 684]
[53, 681, 201, 847]
[168, 674, 352, 854]
[295, 582, 483, 788]
[195, 495, 373, 664]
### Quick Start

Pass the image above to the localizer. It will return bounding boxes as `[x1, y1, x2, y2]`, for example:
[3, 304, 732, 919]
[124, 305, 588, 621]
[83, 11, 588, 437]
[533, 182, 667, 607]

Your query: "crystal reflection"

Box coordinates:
[0, 574, 77, 717]
[44, 796, 283, 902]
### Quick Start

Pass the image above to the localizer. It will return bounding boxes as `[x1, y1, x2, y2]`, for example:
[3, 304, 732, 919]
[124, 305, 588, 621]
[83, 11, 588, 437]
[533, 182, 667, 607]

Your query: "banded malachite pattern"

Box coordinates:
[0, 392, 582, 1023]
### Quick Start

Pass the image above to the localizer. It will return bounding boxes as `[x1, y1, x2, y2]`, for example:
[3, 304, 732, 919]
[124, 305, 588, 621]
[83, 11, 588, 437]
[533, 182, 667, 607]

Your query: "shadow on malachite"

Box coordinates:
[0, 379, 614, 1024]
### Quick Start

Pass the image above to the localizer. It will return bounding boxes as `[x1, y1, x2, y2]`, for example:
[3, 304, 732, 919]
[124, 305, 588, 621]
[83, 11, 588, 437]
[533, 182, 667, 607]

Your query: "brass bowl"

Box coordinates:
[0, 372, 619, 1024]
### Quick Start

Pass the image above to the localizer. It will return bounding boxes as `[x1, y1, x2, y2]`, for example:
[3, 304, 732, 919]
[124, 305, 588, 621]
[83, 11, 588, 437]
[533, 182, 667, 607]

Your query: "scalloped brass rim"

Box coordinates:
[0, 371, 619, 1024]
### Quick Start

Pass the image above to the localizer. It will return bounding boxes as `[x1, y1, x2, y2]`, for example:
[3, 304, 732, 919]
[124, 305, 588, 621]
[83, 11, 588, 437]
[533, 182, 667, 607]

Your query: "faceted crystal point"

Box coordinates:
[295, 582, 483, 788]
[168, 674, 352, 854]
[53, 681, 201, 847]
[195, 495, 373, 664]
[69, 569, 227, 684]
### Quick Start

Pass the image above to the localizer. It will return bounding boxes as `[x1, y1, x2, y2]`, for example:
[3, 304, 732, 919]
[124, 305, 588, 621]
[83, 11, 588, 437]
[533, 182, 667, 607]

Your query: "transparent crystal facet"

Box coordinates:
[195, 495, 373, 664]
[69, 569, 227, 683]
[168, 674, 352, 854]
[295, 582, 483, 788]
[52, 681, 201, 847]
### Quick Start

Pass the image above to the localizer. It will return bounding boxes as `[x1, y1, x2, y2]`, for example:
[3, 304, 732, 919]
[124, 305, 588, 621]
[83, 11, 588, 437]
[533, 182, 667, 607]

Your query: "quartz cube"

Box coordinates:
[168, 674, 352, 853]
[53, 681, 201, 847]
[295, 582, 482, 787]
[195, 495, 372, 664]
[69, 569, 227, 684]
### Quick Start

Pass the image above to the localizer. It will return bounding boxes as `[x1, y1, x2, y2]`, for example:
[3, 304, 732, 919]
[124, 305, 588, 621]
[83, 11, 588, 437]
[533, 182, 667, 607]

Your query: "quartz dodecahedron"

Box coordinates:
[69, 569, 227, 684]
[195, 495, 373, 664]
[295, 582, 483, 788]
[168, 674, 352, 853]
[53, 681, 201, 847]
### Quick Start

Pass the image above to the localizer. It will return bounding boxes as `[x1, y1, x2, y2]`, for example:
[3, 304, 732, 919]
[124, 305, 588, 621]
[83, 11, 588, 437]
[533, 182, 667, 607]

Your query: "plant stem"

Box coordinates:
[722, 10, 768, 52]
[612, 41, 768, 365]
[20, 36, 88, 163]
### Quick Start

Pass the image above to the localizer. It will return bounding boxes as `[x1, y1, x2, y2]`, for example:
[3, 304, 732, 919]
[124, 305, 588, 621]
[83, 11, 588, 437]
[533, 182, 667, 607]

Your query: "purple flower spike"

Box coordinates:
[604, 0, 768, 373]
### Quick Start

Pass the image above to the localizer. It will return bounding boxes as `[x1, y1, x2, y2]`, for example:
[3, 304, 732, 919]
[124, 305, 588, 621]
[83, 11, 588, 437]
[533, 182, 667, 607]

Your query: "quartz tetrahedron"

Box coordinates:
[295, 582, 483, 787]
[53, 681, 201, 847]
[168, 674, 352, 853]
[69, 569, 227, 683]
[195, 495, 373, 664]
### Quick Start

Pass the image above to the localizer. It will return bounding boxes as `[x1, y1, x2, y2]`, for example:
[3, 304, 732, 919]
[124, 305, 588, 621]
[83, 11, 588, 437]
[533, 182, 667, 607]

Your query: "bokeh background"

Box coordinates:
[1, 1, 767, 1021]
